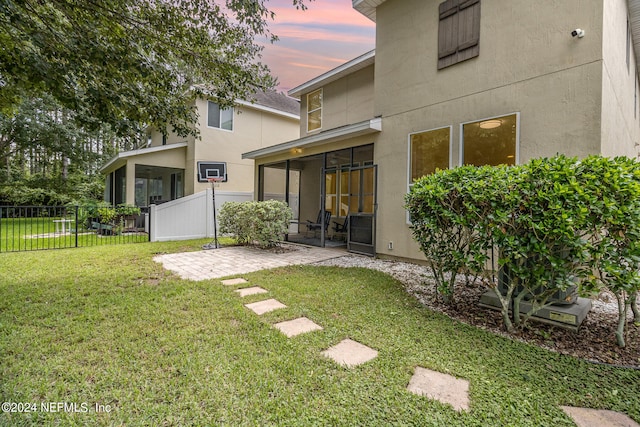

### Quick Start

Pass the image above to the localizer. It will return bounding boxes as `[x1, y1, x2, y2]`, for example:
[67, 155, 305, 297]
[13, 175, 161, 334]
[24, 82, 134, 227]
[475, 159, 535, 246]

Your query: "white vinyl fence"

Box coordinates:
[149, 189, 253, 242]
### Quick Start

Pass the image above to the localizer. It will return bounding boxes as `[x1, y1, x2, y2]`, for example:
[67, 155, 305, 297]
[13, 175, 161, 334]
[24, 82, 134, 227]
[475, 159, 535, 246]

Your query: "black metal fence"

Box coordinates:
[0, 206, 149, 253]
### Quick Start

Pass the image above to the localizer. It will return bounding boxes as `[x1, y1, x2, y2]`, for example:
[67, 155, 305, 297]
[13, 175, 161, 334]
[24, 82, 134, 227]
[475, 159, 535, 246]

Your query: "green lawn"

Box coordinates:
[0, 241, 638, 426]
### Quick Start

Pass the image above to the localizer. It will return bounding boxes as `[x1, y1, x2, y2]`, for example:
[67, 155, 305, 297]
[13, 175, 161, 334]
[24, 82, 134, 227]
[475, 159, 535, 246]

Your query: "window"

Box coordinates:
[461, 113, 518, 167]
[438, 0, 481, 70]
[307, 89, 322, 132]
[207, 101, 233, 131]
[409, 127, 451, 186]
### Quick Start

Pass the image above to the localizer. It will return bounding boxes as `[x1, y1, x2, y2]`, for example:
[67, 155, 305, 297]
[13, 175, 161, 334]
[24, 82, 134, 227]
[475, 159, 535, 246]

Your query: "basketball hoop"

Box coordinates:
[207, 177, 224, 188]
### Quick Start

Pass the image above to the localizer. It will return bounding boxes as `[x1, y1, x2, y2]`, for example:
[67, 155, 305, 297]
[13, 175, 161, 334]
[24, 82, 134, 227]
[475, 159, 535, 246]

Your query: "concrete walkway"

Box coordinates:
[153, 243, 344, 280]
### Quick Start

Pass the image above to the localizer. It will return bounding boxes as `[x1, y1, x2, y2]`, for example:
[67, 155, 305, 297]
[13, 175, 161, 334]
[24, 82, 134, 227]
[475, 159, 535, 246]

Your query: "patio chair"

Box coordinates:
[306, 210, 332, 237]
[331, 215, 349, 241]
[332, 215, 349, 233]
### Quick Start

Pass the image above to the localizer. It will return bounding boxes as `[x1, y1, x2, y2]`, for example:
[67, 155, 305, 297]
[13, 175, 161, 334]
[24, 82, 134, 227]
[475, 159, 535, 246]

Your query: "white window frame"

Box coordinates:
[207, 101, 234, 132]
[306, 89, 323, 133]
[406, 125, 453, 224]
[459, 112, 520, 167]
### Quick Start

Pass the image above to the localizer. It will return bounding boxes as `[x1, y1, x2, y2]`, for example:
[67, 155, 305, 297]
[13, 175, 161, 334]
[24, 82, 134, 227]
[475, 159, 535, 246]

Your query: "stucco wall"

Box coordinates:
[373, 0, 608, 262]
[193, 98, 299, 195]
[601, 0, 640, 157]
[299, 65, 375, 137]
[375, 0, 604, 118]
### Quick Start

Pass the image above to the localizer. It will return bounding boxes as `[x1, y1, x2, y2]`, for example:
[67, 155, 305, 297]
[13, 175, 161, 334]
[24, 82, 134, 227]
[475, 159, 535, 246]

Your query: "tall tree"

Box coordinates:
[0, 0, 309, 138]
[0, 94, 134, 204]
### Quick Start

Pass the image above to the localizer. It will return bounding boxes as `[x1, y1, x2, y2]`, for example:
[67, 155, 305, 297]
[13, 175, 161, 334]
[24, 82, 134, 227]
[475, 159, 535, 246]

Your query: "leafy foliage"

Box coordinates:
[219, 200, 293, 248]
[0, 0, 310, 138]
[576, 156, 640, 347]
[406, 155, 640, 345]
[0, 93, 130, 205]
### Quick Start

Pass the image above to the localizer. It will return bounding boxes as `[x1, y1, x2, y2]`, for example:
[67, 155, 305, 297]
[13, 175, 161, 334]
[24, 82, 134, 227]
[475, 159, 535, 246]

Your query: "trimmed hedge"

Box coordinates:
[219, 200, 292, 248]
[406, 155, 640, 346]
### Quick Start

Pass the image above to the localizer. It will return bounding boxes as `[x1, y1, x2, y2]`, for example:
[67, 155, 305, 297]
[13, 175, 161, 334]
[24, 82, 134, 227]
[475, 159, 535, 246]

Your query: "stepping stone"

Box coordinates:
[274, 317, 323, 337]
[561, 406, 640, 427]
[221, 278, 248, 286]
[321, 338, 378, 367]
[244, 299, 287, 315]
[407, 367, 470, 412]
[235, 286, 268, 297]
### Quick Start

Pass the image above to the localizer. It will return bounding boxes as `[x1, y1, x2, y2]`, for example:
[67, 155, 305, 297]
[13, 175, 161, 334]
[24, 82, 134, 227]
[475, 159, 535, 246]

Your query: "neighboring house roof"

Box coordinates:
[244, 90, 300, 117]
[288, 50, 375, 98]
[99, 142, 188, 173]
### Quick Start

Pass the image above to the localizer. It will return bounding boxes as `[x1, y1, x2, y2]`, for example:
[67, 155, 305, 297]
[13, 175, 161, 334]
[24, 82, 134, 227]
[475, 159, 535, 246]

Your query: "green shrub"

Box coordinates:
[406, 154, 640, 343]
[116, 204, 141, 216]
[219, 200, 292, 248]
[406, 165, 498, 302]
[576, 156, 640, 347]
[97, 206, 117, 224]
[494, 156, 590, 331]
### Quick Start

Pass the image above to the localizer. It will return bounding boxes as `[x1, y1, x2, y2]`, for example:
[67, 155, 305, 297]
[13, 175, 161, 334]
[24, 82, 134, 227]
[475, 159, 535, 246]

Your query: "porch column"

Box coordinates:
[126, 161, 136, 206]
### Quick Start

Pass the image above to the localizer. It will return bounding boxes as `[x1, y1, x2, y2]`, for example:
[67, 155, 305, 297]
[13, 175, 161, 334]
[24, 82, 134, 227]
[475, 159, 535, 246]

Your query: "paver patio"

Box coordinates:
[154, 244, 343, 280]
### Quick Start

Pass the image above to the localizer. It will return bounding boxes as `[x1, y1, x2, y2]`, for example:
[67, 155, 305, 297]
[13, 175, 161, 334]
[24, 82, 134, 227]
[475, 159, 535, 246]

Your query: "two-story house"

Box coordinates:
[100, 90, 299, 207]
[244, 0, 640, 261]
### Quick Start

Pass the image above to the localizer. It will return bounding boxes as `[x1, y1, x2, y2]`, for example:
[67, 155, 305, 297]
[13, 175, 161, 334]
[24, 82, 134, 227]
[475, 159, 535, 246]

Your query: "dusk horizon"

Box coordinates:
[260, 0, 375, 94]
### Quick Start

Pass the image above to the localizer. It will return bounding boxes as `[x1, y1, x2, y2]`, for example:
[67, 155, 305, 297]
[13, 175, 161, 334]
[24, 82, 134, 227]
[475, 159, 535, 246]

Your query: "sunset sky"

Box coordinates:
[260, 0, 376, 93]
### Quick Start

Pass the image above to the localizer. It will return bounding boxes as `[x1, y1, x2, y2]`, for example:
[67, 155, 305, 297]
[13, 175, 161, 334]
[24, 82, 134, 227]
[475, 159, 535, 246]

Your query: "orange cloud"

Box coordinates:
[261, 0, 376, 91]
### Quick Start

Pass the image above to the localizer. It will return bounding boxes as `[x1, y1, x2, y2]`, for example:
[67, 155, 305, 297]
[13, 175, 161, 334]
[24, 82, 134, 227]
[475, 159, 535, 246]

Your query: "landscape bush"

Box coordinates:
[406, 155, 640, 346]
[219, 200, 292, 248]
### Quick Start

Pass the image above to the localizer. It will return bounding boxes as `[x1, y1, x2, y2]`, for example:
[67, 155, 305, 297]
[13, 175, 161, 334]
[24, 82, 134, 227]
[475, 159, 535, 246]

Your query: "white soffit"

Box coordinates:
[353, 0, 387, 22]
[100, 142, 187, 173]
[242, 118, 382, 160]
[630, 0, 640, 76]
